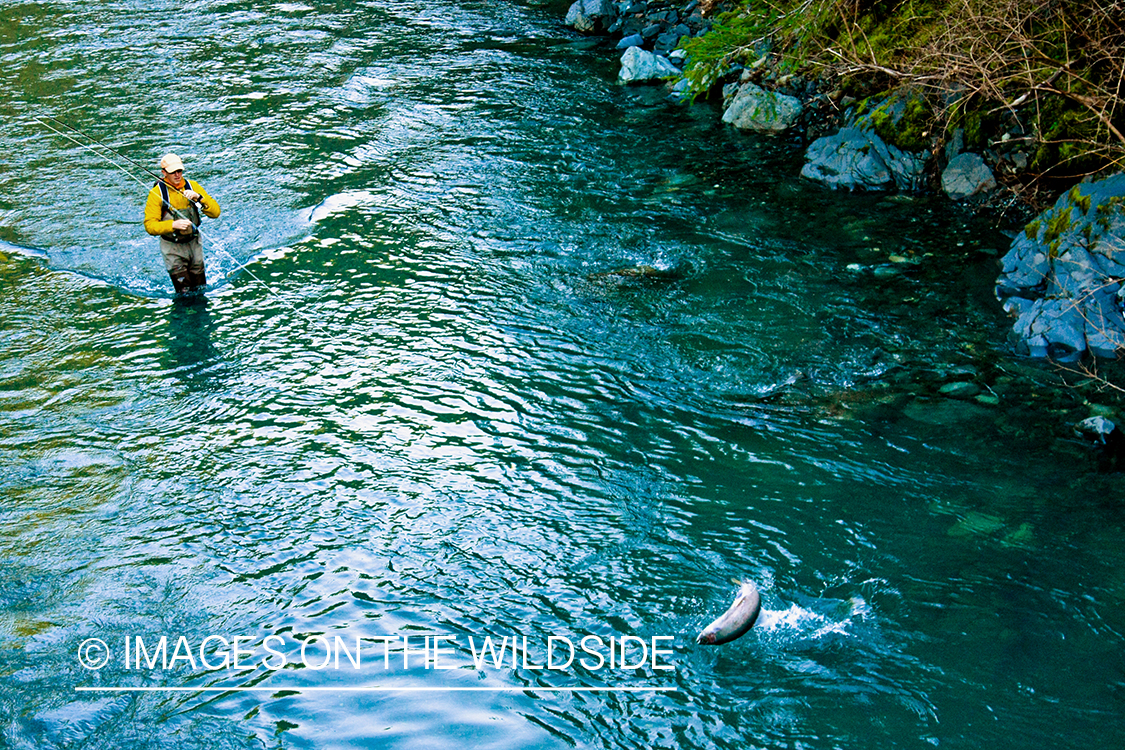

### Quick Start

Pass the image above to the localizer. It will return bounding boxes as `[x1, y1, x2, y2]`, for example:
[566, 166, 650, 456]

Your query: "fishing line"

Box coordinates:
[33, 115, 327, 330]
[37, 114, 168, 186]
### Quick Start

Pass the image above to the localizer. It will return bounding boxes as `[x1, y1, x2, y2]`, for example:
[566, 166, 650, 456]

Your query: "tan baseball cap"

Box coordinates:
[160, 153, 185, 172]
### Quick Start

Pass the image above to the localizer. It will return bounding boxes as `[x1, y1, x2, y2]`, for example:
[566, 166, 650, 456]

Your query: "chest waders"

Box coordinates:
[158, 179, 207, 295]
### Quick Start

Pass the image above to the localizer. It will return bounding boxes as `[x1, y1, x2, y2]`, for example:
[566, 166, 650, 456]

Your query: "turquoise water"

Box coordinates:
[2, 1, 1124, 748]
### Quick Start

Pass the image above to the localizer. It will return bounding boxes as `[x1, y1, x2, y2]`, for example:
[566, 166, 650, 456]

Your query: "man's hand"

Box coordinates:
[183, 189, 201, 202]
[172, 218, 193, 233]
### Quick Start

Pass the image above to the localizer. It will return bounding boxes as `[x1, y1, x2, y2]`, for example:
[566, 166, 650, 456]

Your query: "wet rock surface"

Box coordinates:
[996, 173, 1125, 360]
[942, 152, 997, 201]
[721, 82, 802, 133]
[800, 127, 926, 192]
[618, 45, 681, 83]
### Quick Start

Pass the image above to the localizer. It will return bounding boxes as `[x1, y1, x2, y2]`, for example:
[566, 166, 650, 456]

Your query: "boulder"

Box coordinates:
[1074, 415, 1125, 470]
[942, 152, 996, 200]
[618, 46, 680, 84]
[565, 0, 614, 33]
[1075, 416, 1119, 443]
[801, 127, 926, 192]
[996, 173, 1125, 359]
[721, 83, 802, 133]
[1008, 298, 1089, 359]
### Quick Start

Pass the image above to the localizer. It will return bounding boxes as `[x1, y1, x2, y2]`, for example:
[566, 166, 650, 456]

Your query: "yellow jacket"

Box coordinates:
[143, 178, 221, 237]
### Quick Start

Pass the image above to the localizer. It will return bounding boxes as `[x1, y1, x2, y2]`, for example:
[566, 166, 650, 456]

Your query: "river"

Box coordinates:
[2, 1, 1124, 748]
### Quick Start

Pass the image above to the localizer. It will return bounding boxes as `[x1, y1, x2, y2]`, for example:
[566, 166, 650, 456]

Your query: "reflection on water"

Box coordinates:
[163, 297, 221, 385]
[1, 1, 1124, 750]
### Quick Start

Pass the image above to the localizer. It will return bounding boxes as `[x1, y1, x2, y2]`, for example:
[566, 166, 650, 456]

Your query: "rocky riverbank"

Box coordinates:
[563, 0, 1125, 467]
[564, 1, 1003, 201]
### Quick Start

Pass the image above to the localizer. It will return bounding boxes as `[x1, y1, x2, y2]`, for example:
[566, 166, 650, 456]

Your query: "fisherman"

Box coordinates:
[143, 153, 220, 294]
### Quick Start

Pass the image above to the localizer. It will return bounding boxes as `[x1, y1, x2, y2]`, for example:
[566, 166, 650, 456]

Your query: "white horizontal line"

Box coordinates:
[76, 686, 674, 693]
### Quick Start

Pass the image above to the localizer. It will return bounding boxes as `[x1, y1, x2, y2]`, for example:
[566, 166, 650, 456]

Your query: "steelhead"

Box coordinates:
[696, 580, 761, 645]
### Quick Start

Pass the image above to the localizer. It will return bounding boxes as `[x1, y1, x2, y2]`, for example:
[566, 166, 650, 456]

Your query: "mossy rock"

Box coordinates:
[853, 90, 933, 151]
[1043, 206, 1074, 258]
[949, 108, 1002, 152]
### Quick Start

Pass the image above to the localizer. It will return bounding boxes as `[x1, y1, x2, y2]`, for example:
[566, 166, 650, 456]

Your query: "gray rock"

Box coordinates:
[1075, 416, 1119, 443]
[942, 152, 997, 200]
[801, 127, 927, 192]
[1082, 290, 1125, 358]
[667, 77, 693, 103]
[617, 34, 644, 49]
[721, 83, 802, 133]
[721, 82, 740, 106]
[565, 0, 613, 33]
[618, 46, 681, 84]
[655, 31, 682, 51]
[1010, 298, 1088, 360]
[996, 173, 1125, 359]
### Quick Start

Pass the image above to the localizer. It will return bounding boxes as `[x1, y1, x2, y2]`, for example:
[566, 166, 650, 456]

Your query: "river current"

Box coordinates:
[2, 2, 1124, 749]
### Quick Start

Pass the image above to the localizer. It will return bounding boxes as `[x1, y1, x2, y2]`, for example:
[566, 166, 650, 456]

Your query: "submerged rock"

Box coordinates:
[721, 83, 802, 133]
[996, 173, 1125, 359]
[948, 510, 1006, 538]
[938, 381, 982, 399]
[587, 264, 684, 282]
[1074, 415, 1125, 472]
[801, 127, 926, 192]
[1075, 415, 1119, 444]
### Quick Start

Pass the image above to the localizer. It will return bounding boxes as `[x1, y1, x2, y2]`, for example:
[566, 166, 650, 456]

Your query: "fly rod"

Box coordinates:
[36, 114, 170, 189]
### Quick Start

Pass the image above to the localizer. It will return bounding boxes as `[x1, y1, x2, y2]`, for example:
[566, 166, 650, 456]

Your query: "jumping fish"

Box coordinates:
[696, 579, 761, 645]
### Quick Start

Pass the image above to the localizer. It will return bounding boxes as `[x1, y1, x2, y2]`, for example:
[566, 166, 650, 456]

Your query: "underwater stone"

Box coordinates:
[1075, 415, 1119, 443]
[939, 381, 982, 399]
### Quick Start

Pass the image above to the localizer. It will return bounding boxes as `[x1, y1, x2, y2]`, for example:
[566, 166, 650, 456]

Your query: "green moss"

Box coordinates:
[858, 92, 932, 150]
[894, 97, 932, 150]
[1024, 219, 1041, 240]
[676, 0, 1122, 179]
[1043, 206, 1074, 257]
[1030, 101, 1106, 177]
[1068, 185, 1093, 214]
